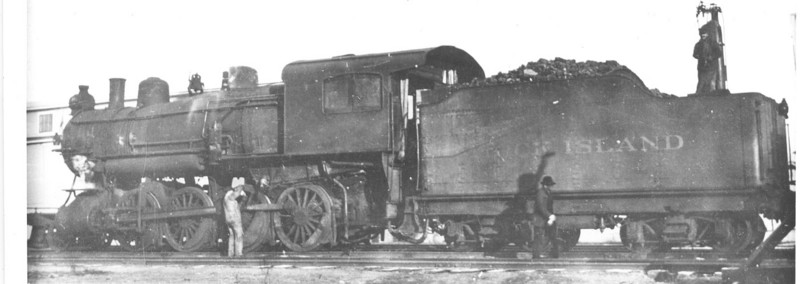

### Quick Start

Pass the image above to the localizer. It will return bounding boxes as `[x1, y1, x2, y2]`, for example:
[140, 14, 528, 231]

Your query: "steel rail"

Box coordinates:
[27, 250, 793, 272]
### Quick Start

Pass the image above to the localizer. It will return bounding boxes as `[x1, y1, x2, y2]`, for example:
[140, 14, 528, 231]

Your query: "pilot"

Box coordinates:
[532, 175, 559, 258]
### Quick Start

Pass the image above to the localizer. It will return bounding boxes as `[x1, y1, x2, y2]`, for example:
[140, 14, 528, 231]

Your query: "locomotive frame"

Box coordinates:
[45, 46, 793, 255]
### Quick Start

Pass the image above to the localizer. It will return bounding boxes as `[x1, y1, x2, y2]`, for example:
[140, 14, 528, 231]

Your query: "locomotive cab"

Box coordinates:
[281, 46, 485, 218]
[280, 46, 484, 156]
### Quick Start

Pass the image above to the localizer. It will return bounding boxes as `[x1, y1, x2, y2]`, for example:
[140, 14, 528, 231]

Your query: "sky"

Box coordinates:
[5, 0, 800, 281]
[22, 0, 800, 180]
[24, 0, 798, 108]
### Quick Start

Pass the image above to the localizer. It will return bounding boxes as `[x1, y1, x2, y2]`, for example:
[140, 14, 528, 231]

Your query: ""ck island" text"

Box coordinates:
[565, 135, 685, 154]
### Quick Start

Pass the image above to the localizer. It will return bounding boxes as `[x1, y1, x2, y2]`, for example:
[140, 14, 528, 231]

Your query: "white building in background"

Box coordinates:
[27, 103, 74, 214]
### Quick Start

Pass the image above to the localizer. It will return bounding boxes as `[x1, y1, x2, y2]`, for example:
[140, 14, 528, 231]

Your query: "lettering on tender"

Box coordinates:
[565, 135, 685, 154]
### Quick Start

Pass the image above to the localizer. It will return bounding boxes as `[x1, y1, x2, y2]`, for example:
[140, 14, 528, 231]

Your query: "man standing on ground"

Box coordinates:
[224, 185, 247, 257]
[532, 176, 559, 259]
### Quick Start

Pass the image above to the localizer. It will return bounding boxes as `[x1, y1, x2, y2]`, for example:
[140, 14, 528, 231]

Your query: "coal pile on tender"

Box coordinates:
[461, 57, 627, 87]
[457, 57, 676, 98]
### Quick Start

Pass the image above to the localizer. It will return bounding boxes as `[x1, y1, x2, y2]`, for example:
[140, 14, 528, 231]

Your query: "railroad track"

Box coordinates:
[29, 243, 795, 260]
[28, 245, 794, 273]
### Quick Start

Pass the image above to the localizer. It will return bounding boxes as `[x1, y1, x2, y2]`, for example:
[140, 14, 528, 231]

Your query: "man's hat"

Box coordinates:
[541, 176, 556, 186]
[699, 22, 716, 35]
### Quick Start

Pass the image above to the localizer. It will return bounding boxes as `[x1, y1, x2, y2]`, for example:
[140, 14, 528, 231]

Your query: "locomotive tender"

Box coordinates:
[50, 46, 793, 254]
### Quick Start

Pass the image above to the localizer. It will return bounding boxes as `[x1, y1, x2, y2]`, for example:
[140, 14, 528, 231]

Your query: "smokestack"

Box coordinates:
[108, 78, 126, 110]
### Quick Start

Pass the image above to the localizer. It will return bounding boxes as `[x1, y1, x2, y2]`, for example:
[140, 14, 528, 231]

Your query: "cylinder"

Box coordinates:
[54, 191, 108, 236]
[137, 77, 170, 107]
[108, 78, 126, 110]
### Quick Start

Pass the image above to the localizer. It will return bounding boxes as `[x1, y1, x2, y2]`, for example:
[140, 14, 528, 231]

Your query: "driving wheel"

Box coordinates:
[275, 184, 333, 252]
[241, 191, 273, 253]
[164, 187, 216, 252]
[114, 191, 166, 251]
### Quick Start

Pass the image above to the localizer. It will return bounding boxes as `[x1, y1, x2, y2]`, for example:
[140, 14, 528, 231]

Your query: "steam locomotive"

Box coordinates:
[47, 45, 793, 254]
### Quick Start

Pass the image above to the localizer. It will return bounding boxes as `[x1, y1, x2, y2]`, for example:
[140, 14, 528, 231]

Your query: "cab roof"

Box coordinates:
[281, 46, 485, 84]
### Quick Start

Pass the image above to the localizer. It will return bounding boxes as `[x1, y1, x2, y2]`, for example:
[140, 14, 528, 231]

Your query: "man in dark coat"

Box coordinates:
[693, 26, 722, 94]
[532, 175, 559, 258]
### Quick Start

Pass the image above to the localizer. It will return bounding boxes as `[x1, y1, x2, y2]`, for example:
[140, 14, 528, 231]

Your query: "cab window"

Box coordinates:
[323, 73, 381, 113]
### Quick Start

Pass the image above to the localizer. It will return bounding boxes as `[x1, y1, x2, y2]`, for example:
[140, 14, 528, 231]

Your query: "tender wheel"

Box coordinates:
[241, 192, 273, 253]
[558, 228, 581, 252]
[164, 187, 216, 252]
[445, 233, 479, 252]
[275, 184, 333, 252]
[525, 227, 580, 253]
[711, 214, 764, 254]
[114, 191, 166, 252]
[490, 214, 531, 251]
[620, 221, 667, 252]
[440, 221, 479, 252]
[747, 214, 767, 251]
